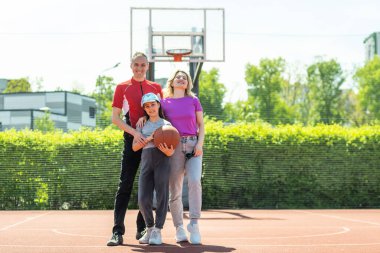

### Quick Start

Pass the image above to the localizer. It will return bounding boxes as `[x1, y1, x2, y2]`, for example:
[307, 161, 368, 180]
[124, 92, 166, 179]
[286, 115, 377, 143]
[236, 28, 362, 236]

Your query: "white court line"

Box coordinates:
[295, 210, 380, 226]
[0, 212, 49, 231]
[0, 245, 109, 248]
[51, 226, 349, 240]
[225, 226, 350, 240]
[1, 242, 380, 248]
[52, 229, 108, 238]
[237, 242, 380, 247]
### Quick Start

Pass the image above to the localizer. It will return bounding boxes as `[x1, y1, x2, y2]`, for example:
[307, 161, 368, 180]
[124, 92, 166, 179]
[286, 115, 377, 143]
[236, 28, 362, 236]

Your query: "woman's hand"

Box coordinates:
[194, 142, 203, 157]
[136, 116, 147, 128]
[158, 143, 175, 157]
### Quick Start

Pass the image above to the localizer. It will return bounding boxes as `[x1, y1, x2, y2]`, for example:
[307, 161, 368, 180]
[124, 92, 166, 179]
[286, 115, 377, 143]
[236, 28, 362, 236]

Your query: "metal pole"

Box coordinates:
[190, 62, 203, 96]
[147, 62, 155, 81]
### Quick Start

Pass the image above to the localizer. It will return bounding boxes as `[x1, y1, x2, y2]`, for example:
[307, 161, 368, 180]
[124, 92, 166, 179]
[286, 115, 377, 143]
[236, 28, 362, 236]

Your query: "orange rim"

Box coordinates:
[166, 49, 192, 62]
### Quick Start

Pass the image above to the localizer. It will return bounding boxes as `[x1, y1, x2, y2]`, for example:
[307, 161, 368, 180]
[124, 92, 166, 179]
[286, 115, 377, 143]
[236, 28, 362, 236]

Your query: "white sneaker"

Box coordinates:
[149, 227, 162, 245]
[139, 227, 153, 244]
[175, 225, 188, 242]
[187, 223, 201, 244]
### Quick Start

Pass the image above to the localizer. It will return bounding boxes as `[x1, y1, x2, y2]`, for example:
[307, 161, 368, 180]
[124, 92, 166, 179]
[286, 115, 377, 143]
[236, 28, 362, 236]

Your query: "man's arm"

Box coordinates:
[112, 107, 146, 145]
[132, 134, 153, 151]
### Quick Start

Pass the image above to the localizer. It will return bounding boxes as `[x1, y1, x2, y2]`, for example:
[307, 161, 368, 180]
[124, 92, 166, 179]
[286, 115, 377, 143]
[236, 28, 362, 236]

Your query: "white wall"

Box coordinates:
[46, 92, 65, 103]
[4, 94, 45, 110]
[0, 111, 11, 124]
[67, 93, 82, 105]
[10, 115, 30, 124]
[67, 122, 82, 130]
[81, 111, 96, 126]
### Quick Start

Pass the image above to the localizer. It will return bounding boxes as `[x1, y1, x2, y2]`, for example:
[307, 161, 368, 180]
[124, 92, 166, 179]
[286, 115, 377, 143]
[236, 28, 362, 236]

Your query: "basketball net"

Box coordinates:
[166, 49, 192, 70]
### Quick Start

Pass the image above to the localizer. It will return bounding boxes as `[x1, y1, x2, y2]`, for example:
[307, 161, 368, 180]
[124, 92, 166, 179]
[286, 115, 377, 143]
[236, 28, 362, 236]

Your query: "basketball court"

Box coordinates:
[1, 6, 379, 253]
[1, 209, 380, 253]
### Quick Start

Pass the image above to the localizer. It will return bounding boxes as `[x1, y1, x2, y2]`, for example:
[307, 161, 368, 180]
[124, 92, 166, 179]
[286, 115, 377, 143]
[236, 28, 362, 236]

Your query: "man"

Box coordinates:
[107, 52, 163, 246]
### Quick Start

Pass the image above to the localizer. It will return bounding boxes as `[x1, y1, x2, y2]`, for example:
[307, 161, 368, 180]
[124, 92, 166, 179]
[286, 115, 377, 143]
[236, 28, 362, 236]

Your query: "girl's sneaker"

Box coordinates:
[149, 227, 162, 245]
[139, 227, 153, 244]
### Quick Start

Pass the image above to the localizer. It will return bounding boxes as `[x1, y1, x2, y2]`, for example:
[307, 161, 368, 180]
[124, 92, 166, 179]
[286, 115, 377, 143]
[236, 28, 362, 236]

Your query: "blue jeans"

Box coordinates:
[169, 136, 202, 227]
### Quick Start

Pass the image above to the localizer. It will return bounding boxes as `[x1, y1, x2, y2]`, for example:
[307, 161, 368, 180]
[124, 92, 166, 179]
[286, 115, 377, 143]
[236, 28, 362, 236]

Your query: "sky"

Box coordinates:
[1, 0, 379, 102]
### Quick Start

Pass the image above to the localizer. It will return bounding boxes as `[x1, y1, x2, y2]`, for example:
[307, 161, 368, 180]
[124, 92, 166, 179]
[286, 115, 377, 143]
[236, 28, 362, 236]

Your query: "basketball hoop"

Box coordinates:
[166, 49, 192, 62]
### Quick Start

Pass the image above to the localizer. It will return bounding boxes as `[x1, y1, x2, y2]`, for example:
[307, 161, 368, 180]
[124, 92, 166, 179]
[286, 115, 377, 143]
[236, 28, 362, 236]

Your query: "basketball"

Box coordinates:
[153, 125, 180, 149]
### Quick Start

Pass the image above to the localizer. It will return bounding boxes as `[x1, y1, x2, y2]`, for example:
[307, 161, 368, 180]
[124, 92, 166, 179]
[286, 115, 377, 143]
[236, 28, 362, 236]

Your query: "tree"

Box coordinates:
[31, 77, 44, 91]
[223, 97, 259, 122]
[3, 78, 32, 93]
[282, 64, 310, 124]
[90, 75, 116, 128]
[198, 68, 226, 120]
[354, 55, 380, 122]
[34, 111, 55, 132]
[307, 58, 345, 124]
[340, 89, 364, 126]
[245, 58, 292, 124]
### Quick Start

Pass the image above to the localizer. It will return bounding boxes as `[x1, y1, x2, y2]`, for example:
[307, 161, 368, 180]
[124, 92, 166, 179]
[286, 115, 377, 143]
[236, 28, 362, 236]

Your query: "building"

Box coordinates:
[0, 91, 96, 131]
[364, 32, 380, 61]
[0, 79, 9, 93]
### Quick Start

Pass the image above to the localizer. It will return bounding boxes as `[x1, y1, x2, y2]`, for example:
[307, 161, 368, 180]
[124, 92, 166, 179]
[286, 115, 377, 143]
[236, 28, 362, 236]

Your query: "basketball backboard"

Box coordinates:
[130, 7, 225, 63]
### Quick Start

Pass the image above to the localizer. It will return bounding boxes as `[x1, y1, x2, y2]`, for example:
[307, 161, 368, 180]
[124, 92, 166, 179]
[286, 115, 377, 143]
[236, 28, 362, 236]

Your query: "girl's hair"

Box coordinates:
[131, 52, 148, 62]
[143, 101, 165, 120]
[164, 70, 195, 98]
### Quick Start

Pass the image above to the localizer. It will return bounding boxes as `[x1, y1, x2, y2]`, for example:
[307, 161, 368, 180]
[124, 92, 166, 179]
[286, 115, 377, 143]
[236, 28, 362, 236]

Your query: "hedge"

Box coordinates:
[0, 122, 379, 210]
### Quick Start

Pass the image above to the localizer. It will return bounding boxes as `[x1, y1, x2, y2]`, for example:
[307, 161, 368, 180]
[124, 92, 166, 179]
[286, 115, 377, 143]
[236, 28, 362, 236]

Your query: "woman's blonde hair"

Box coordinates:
[164, 70, 195, 98]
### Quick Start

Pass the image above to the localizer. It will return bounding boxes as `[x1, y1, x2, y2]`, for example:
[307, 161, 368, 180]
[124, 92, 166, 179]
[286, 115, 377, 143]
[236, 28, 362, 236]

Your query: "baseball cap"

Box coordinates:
[141, 92, 160, 107]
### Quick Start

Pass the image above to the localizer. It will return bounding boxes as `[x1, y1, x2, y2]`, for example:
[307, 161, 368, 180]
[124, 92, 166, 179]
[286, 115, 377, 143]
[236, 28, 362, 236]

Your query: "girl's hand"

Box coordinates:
[146, 132, 154, 143]
[194, 143, 203, 157]
[136, 116, 147, 128]
[158, 143, 175, 157]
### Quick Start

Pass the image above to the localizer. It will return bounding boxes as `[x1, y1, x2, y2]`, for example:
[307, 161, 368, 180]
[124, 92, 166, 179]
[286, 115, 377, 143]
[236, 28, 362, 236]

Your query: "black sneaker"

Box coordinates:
[107, 232, 123, 246]
[136, 228, 146, 240]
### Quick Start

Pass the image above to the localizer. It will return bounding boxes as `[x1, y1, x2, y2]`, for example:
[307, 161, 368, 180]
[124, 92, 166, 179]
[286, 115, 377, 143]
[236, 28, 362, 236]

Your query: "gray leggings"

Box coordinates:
[138, 147, 170, 229]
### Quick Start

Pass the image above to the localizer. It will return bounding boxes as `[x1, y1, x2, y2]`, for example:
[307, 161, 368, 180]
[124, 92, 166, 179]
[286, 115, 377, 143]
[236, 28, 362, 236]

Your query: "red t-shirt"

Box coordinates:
[112, 78, 163, 128]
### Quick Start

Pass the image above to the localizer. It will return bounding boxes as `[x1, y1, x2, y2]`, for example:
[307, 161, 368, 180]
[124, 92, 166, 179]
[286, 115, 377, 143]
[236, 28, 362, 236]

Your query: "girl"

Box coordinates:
[136, 70, 205, 244]
[133, 92, 174, 245]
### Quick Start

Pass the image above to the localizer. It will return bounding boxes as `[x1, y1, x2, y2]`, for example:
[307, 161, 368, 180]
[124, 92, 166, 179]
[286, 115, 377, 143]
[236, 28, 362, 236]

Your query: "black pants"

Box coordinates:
[112, 132, 145, 235]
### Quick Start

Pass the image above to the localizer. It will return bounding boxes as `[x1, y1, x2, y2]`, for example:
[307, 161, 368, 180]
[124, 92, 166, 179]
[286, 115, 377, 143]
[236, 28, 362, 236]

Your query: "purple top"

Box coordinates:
[161, 96, 203, 137]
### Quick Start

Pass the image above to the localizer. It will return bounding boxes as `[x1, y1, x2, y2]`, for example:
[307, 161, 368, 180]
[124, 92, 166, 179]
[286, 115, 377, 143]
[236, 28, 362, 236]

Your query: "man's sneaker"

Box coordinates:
[175, 225, 188, 243]
[106, 232, 123, 246]
[187, 223, 201, 244]
[139, 227, 153, 244]
[136, 228, 146, 240]
[149, 227, 162, 245]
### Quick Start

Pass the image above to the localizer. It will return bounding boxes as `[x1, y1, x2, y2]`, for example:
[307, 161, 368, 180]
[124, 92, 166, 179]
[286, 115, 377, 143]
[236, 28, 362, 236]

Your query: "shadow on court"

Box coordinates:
[184, 210, 286, 221]
[125, 243, 236, 253]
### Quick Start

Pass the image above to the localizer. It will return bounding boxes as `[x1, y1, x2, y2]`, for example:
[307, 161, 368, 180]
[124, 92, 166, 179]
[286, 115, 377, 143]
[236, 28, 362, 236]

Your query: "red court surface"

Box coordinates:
[0, 209, 379, 253]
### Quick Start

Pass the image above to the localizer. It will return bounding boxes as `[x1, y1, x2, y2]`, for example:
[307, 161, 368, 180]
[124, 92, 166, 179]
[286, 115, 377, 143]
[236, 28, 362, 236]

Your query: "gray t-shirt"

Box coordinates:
[137, 118, 172, 149]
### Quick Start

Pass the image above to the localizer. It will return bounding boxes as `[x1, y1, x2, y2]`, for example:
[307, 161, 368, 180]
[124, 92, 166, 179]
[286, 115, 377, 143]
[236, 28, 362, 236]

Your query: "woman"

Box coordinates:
[161, 70, 205, 244]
